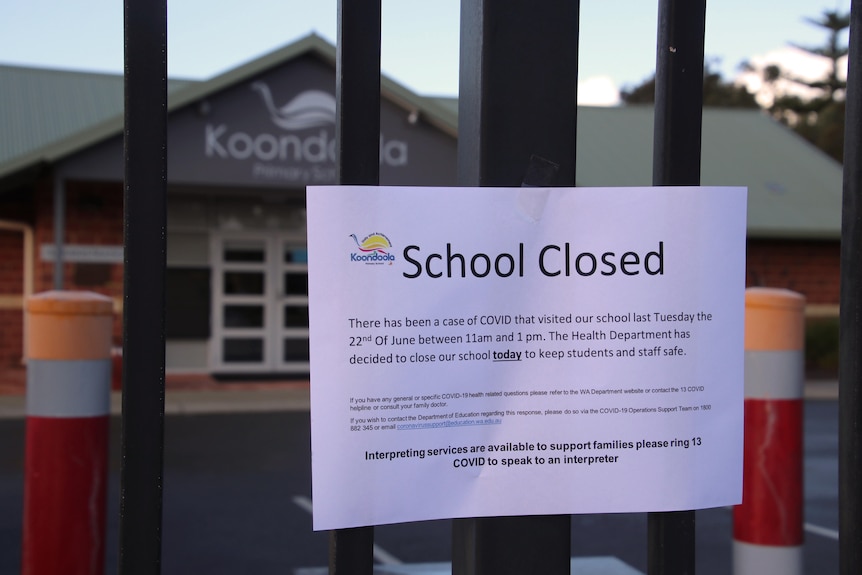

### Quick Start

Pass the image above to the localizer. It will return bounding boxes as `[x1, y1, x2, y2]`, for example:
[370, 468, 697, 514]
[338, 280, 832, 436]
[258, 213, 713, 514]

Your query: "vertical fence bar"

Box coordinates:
[453, 1, 578, 574]
[457, 0, 578, 187]
[649, 0, 706, 573]
[119, 0, 168, 573]
[840, 1, 862, 573]
[335, 0, 381, 188]
[652, 0, 706, 187]
[330, 0, 381, 573]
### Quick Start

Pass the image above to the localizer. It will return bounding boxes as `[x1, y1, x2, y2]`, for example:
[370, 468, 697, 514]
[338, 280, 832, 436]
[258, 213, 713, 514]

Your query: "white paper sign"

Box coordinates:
[307, 185, 746, 530]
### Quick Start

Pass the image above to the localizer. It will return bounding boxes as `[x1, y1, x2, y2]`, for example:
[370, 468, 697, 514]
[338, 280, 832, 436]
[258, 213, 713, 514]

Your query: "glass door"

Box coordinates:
[277, 238, 310, 373]
[212, 236, 272, 372]
[211, 233, 308, 374]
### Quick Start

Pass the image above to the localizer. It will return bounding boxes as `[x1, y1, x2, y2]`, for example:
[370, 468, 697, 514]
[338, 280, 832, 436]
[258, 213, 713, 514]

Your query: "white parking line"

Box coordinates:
[292, 495, 314, 514]
[805, 522, 839, 540]
[292, 496, 404, 565]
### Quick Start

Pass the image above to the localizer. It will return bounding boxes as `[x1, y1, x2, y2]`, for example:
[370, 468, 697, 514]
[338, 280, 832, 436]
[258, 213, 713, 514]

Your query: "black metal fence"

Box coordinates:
[120, 0, 862, 573]
[120, 0, 167, 573]
[840, 2, 862, 574]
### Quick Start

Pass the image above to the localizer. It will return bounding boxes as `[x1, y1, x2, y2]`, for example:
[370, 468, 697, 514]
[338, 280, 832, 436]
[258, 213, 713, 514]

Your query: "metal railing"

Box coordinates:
[119, 0, 862, 573]
[840, 2, 862, 574]
[120, 0, 168, 573]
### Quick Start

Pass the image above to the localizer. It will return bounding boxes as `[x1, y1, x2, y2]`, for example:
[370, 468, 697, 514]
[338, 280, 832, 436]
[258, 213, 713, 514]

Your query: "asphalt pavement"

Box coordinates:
[0, 382, 840, 574]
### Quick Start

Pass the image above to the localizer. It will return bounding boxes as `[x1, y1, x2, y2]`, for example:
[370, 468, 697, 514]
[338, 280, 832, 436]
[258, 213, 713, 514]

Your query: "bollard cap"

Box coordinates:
[27, 291, 114, 316]
[27, 291, 114, 360]
[745, 287, 805, 351]
[745, 287, 805, 311]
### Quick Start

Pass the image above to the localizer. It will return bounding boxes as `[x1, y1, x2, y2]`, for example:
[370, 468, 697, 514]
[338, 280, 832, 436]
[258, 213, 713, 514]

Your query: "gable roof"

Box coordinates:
[0, 34, 843, 239]
[0, 34, 457, 184]
[427, 98, 843, 238]
[575, 106, 843, 239]
[0, 65, 194, 176]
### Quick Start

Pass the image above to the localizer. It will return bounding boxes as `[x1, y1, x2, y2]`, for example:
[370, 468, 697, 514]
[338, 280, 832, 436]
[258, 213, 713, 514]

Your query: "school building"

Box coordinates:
[0, 34, 843, 375]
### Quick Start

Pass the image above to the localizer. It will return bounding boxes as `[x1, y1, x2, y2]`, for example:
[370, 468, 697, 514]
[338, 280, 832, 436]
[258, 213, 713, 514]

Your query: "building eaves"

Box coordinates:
[1, 39, 842, 241]
[0, 64, 193, 175]
[0, 33, 458, 188]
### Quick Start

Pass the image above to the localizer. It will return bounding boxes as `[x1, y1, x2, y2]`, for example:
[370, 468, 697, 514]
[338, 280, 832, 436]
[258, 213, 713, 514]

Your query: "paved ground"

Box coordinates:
[0, 402, 840, 574]
[0, 368, 840, 574]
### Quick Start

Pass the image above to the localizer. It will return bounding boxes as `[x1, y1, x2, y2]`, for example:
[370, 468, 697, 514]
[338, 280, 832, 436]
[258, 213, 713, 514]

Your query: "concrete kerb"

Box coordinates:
[0, 380, 838, 420]
[158, 387, 311, 415]
[803, 379, 839, 400]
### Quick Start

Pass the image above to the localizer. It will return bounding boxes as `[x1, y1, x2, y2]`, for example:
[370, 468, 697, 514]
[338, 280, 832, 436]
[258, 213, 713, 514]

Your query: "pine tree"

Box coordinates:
[620, 61, 759, 108]
[761, 10, 849, 162]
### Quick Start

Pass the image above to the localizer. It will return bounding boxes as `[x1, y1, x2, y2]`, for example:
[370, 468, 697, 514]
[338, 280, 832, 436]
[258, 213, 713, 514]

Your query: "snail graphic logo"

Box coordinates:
[251, 82, 336, 130]
[349, 233, 396, 265]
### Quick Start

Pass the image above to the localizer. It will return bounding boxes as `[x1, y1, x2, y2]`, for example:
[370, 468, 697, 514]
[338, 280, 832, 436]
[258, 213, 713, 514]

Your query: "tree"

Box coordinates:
[620, 62, 759, 108]
[755, 9, 849, 162]
[790, 10, 848, 99]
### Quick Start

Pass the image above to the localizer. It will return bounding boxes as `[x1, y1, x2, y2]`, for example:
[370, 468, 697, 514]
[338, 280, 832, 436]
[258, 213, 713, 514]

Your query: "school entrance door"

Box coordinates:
[210, 233, 309, 375]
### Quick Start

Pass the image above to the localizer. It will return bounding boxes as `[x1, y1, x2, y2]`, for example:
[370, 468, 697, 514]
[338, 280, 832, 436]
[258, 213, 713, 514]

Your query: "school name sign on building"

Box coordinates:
[307, 185, 747, 530]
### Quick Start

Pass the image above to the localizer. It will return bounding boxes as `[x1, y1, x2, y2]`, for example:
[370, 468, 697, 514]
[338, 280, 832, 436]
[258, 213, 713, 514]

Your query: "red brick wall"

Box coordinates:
[0, 309, 24, 365]
[746, 239, 840, 306]
[32, 179, 125, 345]
[0, 178, 125, 366]
[0, 231, 24, 365]
[0, 188, 33, 366]
[34, 180, 124, 292]
[1, 175, 844, 368]
[0, 230, 24, 295]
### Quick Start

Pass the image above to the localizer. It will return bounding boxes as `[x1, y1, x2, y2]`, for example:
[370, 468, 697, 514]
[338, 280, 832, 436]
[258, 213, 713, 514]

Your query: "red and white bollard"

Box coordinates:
[22, 291, 113, 575]
[733, 287, 805, 575]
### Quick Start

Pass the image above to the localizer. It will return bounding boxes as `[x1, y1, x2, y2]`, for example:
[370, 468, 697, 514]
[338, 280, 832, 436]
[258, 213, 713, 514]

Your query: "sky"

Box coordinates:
[1, 0, 852, 105]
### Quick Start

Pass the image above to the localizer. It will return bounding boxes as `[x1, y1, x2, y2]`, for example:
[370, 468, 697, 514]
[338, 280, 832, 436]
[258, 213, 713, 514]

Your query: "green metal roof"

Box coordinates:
[575, 106, 843, 239]
[0, 34, 456, 182]
[0, 64, 193, 171]
[0, 34, 843, 239]
[433, 99, 843, 239]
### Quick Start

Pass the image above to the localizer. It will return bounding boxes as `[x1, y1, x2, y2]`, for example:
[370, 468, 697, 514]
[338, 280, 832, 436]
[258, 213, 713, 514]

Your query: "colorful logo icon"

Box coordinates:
[350, 233, 395, 264]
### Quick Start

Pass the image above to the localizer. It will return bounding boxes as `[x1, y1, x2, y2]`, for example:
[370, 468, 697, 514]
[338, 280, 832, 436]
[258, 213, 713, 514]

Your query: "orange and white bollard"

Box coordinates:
[21, 291, 113, 575]
[733, 287, 805, 575]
